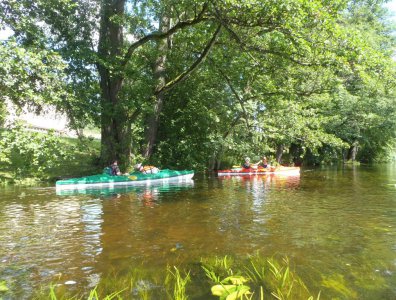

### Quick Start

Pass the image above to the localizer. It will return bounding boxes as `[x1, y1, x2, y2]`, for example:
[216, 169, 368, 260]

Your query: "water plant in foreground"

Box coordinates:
[209, 275, 252, 300]
[165, 266, 190, 300]
[201, 254, 320, 300]
[29, 255, 324, 299]
[0, 280, 9, 293]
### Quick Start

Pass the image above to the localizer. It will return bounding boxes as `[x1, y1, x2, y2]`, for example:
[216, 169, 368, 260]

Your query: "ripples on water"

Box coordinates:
[0, 165, 395, 299]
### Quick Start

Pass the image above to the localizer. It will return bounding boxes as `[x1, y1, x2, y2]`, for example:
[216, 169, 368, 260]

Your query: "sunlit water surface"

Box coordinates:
[0, 165, 395, 299]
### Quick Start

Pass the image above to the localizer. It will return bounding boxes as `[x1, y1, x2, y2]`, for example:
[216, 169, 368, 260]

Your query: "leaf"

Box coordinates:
[225, 286, 251, 300]
[222, 275, 248, 285]
[0, 281, 9, 292]
[211, 284, 236, 297]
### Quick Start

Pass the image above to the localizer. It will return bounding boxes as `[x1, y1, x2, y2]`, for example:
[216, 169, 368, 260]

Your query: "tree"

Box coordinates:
[0, 39, 68, 113]
[1, 0, 395, 169]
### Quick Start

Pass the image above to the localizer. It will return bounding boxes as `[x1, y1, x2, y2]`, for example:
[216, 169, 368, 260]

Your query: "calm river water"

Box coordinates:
[0, 165, 395, 299]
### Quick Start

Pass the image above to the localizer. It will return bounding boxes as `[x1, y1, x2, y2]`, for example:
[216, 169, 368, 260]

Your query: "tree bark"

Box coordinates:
[289, 143, 303, 166]
[347, 141, 359, 161]
[95, 1, 212, 163]
[97, 0, 131, 166]
[143, 14, 171, 158]
[276, 144, 284, 164]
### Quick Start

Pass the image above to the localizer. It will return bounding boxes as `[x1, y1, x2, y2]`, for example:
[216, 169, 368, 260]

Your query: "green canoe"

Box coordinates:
[56, 169, 194, 190]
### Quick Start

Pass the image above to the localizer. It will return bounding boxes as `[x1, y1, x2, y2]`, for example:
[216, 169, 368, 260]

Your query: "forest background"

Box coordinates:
[1, 0, 396, 180]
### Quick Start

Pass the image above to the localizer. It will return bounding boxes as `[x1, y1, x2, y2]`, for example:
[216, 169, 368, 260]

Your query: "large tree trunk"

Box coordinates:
[289, 143, 303, 166]
[97, 0, 131, 166]
[347, 140, 359, 161]
[275, 144, 284, 164]
[142, 15, 171, 158]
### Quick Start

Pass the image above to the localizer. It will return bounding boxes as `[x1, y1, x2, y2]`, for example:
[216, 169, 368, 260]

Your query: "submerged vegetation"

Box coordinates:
[18, 251, 389, 300]
[10, 252, 387, 299]
[22, 255, 323, 300]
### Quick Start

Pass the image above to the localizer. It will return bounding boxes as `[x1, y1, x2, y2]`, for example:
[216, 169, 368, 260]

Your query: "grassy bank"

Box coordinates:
[46, 136, 101, 180]
[0, 130, 101, 185]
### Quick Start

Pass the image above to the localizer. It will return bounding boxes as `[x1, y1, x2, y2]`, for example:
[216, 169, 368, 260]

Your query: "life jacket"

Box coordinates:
[110, 164, 120, 175]
[242, 163, 250, 169]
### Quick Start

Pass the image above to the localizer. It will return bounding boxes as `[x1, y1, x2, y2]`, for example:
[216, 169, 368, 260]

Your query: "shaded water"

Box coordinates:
[0, 165, 395, 299]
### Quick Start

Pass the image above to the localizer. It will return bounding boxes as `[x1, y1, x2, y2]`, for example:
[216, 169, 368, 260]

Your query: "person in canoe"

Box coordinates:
[134, 163, 159, 174]
[256, 156, 270, 168]
[110, 160, 122, 176]
[242, 157, 252, 169]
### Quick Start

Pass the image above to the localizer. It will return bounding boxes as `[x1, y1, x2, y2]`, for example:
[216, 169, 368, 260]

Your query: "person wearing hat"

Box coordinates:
[242, 157, 251, 169]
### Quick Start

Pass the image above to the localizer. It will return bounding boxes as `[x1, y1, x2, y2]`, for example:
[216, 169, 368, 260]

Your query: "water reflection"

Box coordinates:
[56, 179, 195, 197]
[0, 166, 395, 299]
[0, 180, 196, 297]
[217, 173, 300, 203]
[211, 174, 301, 253]
[0, 193, 104, 297]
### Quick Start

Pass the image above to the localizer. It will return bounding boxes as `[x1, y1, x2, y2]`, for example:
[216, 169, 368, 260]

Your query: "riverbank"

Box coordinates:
[0, 134, 101, 186]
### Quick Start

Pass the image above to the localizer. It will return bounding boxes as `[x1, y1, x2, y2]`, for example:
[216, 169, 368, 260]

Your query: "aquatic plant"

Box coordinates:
[203, 254, 320, 300]
[165, 266, 190, 300]
[201, 255, 235, 281]
[28, 255, 323, 299]
[321, 273, 357, 299]
[210, 275, 251, 300]
[0, 280, 9, 292]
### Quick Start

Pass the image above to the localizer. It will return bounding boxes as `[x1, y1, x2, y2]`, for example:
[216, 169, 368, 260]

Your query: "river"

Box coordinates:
[0, 165, 395, 299]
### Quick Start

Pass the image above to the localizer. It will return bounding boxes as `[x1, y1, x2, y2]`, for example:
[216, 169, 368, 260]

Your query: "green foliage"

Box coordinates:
[0, 124, 75, 179]
[1, 0, 396, 169]
[321, 273, 357, 299]
[202, 254, 319, 300]
[0, 40, 68, 110]
[0, 280, 9, 292]
[29, 255, 323, 300]
[0, 101, 6, 127]
[202, 255, 235, 283]
[165, 266, 191, 300]
[210, 276, 251, 300]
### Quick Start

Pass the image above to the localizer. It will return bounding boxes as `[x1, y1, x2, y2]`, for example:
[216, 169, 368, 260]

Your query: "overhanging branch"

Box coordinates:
[122, 2, 211, 66]
[213, 64, 251, 129]
[155, 24, 222, 95]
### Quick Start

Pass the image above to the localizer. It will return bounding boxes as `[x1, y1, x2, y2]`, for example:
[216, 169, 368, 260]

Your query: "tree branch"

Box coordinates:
[121, 2, 210, 67]
[155, 24, 222, 95]
[213, 64, 251, 129]
[223, 112, 243, 139]
[215, 12, 319, 67]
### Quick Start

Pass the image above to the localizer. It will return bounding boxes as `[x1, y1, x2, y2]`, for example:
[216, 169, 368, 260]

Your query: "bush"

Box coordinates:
[0, 124, 75, 179]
